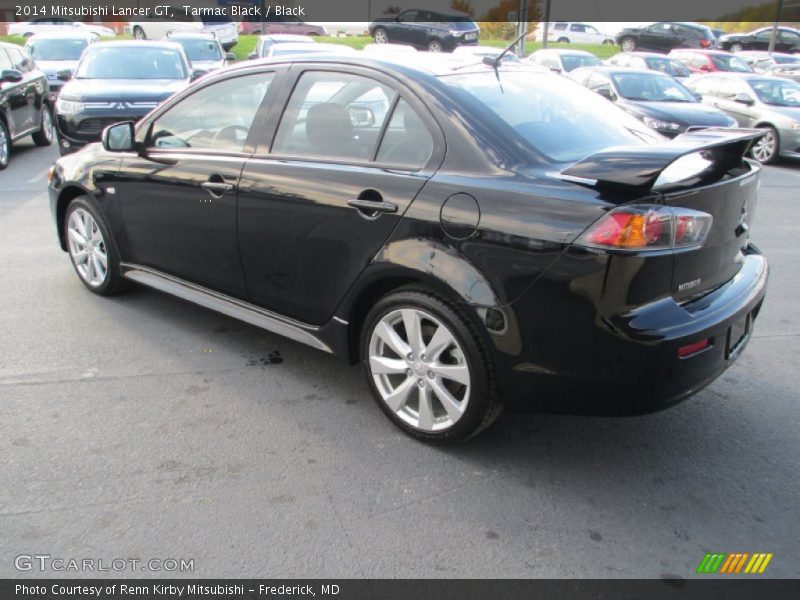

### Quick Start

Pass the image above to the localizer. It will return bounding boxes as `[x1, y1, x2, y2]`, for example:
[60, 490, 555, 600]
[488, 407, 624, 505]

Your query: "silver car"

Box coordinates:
[686, 72, 800, 163]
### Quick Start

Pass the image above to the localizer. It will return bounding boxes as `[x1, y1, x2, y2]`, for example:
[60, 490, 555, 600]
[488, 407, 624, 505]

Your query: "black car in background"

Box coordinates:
[718, 27, 800, 53]
[369, 10, 479, 52]
[24, 32, 95, 97]
[54, 41, 197, 155]
[616, 22, 716, 53]
[569, 66, 736, 136]
[0, 41, 54, 169]
[165, 31, 235, 72]
[49, 55, 767, 442]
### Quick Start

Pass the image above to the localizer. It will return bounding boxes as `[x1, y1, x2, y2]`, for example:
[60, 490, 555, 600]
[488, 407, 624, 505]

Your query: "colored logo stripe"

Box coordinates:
[697, 553, 773, 574]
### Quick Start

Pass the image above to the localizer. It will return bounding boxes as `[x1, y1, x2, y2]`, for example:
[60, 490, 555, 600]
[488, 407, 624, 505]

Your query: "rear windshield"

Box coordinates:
[76, 46, 187, 79]
[26, 38, 88, 61]
[710, 54, 752, 72]
[175, 39, 222, 61]
[645, 56, 691, 77]
[561, 54, 601, 71]
[612, 72, 697, 102]
[439, 71, 659, 163]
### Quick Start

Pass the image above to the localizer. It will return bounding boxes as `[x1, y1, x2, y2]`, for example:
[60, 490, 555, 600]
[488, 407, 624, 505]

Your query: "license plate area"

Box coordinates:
[465, 33, 477, 40]
[726, 312, 751, 360]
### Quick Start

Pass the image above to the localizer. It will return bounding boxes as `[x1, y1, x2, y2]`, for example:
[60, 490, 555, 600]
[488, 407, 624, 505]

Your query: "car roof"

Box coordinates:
[615, 51, 679, 59]
[25, 32, 96, 41]
[258, 34, 316, 43]
[166, 31, 218, 40]
[578, 66, 670, 77]
[531, 48, 597, 57]
[89, 40, 184, 51]
[737, 51, 796, 58]
[271, 43, 357, 52]
[671, 49, 735, 56]
[223, 53, 548, 80]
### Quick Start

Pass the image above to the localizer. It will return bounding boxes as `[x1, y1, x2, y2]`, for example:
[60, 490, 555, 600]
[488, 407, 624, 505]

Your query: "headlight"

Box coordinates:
[55, 98, 85, 115]
[642, 116, 682, 132]
[450, 30, 463, 37]
[790, 121, 800, 131]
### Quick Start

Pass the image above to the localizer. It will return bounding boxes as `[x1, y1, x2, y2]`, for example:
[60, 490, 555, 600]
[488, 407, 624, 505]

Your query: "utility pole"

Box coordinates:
[541, 0, 552, 49]
[516, 0, 529, 57]
[768, 0, 784, 53]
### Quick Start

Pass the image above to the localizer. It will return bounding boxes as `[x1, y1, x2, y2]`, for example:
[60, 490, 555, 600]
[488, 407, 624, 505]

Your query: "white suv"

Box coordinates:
[129, 12, 238, 50]
[534, 22, 614, 45]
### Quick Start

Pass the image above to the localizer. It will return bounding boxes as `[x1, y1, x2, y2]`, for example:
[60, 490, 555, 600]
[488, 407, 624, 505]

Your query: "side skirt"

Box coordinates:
[120, 263, 333, 353]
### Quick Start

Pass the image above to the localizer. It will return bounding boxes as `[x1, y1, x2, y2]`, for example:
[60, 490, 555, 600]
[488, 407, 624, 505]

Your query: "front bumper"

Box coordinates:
[778, 127, 800, 158]
[495, 247, 768, 414]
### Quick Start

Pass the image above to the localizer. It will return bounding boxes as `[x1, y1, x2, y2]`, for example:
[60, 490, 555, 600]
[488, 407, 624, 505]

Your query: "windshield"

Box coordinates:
[561, 54, 601, 71]
[26, 38, 87, 61]
[710, 54, 752, 72]
[750, 78, 800, 106]
[76, 47, 187, 79]
[175, 39, 222, 61]
[645, 56, 690, 77]
[612, 72, 697, 102]
[439, 71, 659, 163]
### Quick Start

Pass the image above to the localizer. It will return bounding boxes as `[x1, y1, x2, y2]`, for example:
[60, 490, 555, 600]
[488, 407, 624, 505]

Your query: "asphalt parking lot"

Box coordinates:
[1, 139, 798, 579]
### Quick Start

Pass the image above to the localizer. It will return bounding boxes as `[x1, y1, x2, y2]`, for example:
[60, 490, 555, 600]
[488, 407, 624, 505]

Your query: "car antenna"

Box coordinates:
[484, 30, 529, 70]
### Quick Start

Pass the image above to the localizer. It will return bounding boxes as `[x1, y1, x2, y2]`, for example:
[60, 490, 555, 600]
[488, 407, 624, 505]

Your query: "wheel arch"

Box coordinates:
[55, 185, 93, 250]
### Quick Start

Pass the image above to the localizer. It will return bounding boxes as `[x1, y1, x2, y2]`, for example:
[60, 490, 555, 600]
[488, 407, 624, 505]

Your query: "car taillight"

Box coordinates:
[576, 205, 713, 252]
[700, 39, 711, 48]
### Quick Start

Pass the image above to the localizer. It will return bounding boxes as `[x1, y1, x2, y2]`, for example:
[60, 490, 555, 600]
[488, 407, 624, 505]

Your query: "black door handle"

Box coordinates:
[348, 198, 398, 214]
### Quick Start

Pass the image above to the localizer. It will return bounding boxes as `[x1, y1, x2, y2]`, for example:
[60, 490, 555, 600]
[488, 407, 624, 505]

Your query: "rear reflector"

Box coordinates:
[678, 338, 710, 358]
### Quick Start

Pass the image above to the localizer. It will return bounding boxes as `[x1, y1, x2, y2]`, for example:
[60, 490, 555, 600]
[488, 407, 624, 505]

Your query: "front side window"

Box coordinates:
[76, 46, 186, 79]
[149, 73, 273, 152]
[0, 49, 12, 71]
[8, 48, 33, 73]
[749, 78, 800, 106]
[570, 24, 586, 33]
[272, 71, 396, 162]
[612, 72, 696, 101]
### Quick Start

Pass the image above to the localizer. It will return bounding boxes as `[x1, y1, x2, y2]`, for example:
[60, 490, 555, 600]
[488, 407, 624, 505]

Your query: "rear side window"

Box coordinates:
[0, 49, 12, 71]
[149, 73, 273, 152]
[376, 99, 433, 168]
[272, 71, 396, 162]
[553, 23, 567, 31]
[7, 48, 33, 73]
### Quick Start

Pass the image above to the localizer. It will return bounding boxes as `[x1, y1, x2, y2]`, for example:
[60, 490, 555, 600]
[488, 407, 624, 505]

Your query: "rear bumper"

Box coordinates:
[495, 246, 768, 414]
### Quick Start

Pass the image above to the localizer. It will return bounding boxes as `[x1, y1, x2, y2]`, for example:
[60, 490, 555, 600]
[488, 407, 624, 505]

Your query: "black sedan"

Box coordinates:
[369, 10, 479, 52]
[0, 41, 54, 169]
[49, 55, 767, 442]
[54, 41, 199, 155]
[570, 67, 737, 136]
[718, 27, 800, 53]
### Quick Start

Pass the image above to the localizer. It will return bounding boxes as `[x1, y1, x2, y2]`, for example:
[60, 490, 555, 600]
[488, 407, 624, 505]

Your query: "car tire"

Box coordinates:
[133, 26, 146, 40]
[64, 196, 129, 296]
[31, 104, 54, 147]
[360, 287, 502, 444]
[0, 119, 10, 170]
[557, 37, 570, 44]
[750, 126, 779, 164]
[620, 37, 636, 52]
[373, 27, 389, 44]
[730, 42, 743, 53]
[427, 39, 444, 52]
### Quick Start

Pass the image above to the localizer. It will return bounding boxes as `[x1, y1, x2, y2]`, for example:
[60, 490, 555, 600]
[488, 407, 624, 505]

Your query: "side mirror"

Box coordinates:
[102, 121, 136, 152]
[734, 92, 755, 105]
[248, 52, 258, 60]
[549, 66, 562, 73]
[225, 52, 236, 62]
[191, 69, 209, 81]
[699, 64, 712, 72]
[56, 69, 73, 81]
[693, 92, 703, 101]
[0, 69, 24, 84]
[596, 87, 615, 100]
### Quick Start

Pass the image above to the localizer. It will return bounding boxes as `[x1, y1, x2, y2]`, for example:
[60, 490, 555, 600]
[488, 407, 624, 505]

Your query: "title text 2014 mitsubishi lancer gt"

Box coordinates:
[49, 55, 768, 443]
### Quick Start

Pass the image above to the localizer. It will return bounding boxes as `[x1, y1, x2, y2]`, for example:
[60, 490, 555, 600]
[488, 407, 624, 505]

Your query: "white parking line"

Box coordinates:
[26, 169, 49, 184]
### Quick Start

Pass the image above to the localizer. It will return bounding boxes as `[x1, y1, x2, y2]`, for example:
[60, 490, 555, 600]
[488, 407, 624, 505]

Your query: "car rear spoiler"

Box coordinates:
[561, 128, 764, 193]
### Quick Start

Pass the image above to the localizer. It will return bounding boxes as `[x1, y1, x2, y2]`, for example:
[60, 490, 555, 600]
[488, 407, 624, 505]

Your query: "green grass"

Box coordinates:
[1, 34, 618, 61]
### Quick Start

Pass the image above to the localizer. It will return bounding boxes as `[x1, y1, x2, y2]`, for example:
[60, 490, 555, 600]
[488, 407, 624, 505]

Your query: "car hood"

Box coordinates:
[60, 78, 188, 102]
[620, 100, 733, 126]
[190, 59, 225, 71]
[35, 59, 80, 76]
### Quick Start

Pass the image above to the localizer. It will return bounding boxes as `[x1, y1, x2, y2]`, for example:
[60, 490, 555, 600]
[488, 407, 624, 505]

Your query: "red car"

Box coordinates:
[668, 49, 752, 74]
[238, 15, 327, 37]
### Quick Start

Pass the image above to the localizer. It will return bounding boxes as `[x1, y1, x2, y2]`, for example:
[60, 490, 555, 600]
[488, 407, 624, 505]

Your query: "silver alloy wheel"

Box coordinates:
[621, 38, 635, 52]
[0, 124, 8, 167]
[67, 208, 108, 287]
[369, 308, 470, 432]
[41, 107, 54, 143]
[751, 129, 777, 162]
[374, 28, 388, 44]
